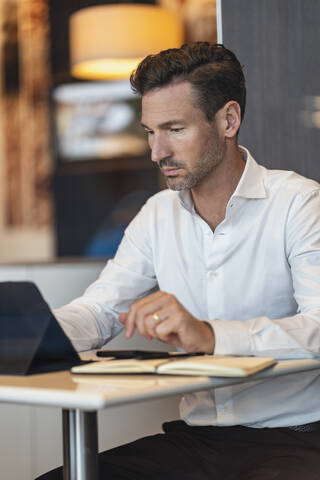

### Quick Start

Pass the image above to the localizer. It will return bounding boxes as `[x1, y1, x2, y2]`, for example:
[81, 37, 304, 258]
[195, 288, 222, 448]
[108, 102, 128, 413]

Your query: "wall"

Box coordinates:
[220, 0, 320, 180]
[0, 260, 180, 479]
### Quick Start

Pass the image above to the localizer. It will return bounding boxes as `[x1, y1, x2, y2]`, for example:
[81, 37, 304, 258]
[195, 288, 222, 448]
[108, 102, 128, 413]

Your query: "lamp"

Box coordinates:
[70, 4, 184, 81]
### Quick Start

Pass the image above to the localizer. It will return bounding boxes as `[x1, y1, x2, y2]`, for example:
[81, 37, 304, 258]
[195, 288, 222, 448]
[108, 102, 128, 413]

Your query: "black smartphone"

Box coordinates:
[96, 350, 205, 360]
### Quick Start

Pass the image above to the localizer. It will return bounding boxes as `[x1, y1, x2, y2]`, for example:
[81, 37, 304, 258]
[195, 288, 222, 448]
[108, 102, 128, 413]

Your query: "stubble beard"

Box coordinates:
[165, 132, 226, 191]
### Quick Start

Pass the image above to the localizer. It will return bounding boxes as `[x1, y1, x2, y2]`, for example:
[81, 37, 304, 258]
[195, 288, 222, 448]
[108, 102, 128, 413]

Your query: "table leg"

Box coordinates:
[62, 409, 99, 480]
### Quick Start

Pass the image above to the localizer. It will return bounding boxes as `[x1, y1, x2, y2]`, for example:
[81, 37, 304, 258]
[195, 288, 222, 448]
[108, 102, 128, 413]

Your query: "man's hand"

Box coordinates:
[119, 291, 215, 354]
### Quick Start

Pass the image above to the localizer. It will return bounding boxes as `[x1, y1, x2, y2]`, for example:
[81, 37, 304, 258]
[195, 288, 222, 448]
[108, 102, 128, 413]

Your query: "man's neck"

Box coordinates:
[191, 146, 245, 231]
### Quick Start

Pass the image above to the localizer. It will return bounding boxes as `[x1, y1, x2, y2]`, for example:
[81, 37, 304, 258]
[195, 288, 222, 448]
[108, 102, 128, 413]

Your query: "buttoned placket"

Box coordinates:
[196, 198, 242, 424]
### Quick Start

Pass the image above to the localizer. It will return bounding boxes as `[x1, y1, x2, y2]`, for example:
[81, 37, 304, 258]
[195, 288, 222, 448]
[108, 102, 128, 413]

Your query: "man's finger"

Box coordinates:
[119, 312, 139, 339]
[118, 313, 128, 324]
[126, 292, 174, 338]
[144, 302, 180, 338]
[154, 315, 182, 344]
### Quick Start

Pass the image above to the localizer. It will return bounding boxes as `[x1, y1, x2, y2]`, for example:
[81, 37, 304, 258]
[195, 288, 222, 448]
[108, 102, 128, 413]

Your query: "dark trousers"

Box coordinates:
[36, 420, 320, 480]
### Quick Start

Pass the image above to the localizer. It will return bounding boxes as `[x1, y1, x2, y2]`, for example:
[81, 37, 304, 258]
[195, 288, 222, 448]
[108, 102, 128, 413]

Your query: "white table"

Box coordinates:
[1, 358, 320, 480]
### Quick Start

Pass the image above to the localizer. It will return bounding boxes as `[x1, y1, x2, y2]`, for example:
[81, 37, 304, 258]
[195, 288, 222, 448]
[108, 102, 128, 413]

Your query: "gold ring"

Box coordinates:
[153, 312, 161, 322]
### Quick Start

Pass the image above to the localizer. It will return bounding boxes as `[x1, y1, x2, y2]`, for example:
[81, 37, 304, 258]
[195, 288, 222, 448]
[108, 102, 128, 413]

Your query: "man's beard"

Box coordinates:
[160, 130, 226, 191]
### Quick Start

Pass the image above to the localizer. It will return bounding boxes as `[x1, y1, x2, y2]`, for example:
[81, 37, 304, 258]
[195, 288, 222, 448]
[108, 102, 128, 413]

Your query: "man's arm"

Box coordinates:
[54, 201, 158, 351]
[210, 189, 320, 359]
[120, 189, 320, 360]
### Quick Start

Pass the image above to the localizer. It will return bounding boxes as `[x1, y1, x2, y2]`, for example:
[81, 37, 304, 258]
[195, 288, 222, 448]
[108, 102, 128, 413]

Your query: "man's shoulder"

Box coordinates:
[131, 189, 180, 227]
[264, 167, 320, 197]
[124, 190, 179, 242]
[148, 188, 178, 200]
[144, 189, 179, 208]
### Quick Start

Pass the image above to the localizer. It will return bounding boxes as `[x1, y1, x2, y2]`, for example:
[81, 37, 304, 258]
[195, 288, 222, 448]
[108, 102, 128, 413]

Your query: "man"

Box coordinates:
[42, 43, 320, 479]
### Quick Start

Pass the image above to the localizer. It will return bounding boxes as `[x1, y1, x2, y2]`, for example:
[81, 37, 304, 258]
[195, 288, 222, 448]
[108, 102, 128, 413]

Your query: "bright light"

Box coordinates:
[71, 58, 144, 81]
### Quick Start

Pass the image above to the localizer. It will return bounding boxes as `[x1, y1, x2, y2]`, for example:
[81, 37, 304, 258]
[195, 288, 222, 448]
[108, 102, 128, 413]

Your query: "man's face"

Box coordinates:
[141, 81, 226, 191]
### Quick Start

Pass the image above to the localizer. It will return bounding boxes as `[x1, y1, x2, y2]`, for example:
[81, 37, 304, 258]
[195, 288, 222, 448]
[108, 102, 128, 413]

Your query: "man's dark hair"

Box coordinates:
[130, 42, 246, 124]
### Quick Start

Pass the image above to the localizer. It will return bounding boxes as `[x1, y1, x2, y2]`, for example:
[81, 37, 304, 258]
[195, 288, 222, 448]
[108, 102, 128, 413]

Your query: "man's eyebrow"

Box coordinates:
[140, 120, 185, 130]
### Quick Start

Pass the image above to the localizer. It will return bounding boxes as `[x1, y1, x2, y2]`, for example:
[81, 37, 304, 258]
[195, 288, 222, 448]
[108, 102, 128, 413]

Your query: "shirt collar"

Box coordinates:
[233, 146, 267, 199]
[177, 189, 194, 212]
[177, 146, 267, 210]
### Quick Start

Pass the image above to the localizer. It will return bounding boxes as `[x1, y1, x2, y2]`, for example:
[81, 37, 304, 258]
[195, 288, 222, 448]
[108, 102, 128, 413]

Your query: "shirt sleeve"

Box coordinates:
[209, 189, 320, 360]
[54, 201, 158, 351]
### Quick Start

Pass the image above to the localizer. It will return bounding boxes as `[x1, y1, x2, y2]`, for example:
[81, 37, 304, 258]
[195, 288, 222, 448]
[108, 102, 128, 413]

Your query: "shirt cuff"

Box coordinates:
[208, 319, 252, 356]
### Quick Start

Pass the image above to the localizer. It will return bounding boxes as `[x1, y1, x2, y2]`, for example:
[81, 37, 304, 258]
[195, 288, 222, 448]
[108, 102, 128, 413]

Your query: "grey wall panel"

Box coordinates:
[221, 0, 320, 181]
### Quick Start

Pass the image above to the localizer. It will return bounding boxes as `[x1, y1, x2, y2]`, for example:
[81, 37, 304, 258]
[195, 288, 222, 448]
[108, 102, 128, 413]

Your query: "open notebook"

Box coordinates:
[71, 355, 276, 377]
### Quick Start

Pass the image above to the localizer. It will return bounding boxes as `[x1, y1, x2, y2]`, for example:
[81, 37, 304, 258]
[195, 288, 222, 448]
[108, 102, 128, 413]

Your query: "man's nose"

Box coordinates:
[150, 134, 172, 163]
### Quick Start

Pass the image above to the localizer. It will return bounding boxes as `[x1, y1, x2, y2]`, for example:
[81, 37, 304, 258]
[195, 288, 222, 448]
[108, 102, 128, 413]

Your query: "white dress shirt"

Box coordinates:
[55, 147, 320, 428]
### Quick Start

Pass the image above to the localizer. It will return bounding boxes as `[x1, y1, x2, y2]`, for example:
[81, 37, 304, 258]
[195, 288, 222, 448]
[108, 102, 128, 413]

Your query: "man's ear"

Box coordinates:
[223, 101, 241, 138]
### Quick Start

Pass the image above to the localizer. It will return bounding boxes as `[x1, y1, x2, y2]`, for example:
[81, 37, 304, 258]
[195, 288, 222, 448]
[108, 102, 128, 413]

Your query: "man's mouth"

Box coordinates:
[161, 167, 183, 177]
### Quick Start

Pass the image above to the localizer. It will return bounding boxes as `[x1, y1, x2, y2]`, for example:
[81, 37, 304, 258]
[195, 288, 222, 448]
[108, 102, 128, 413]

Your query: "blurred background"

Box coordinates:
[0, 0, 319, 264]
[0, 0, 217, 262]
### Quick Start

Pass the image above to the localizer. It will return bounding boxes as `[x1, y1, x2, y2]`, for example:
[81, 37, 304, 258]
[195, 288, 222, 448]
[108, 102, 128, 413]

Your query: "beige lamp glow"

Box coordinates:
[70, 4, 184, 81]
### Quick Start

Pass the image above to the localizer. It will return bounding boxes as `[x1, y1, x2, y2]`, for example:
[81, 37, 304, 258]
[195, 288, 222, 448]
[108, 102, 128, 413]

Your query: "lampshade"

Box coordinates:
[70, 4, 184, 80]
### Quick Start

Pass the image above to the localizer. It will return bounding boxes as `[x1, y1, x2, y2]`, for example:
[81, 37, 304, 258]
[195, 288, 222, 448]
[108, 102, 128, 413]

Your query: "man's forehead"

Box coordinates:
[142, 80, 193, 105]
[141, 81, 198, 124]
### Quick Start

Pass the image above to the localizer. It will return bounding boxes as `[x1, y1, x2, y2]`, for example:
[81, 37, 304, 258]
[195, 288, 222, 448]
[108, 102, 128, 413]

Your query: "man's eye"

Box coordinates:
[170, 128, 184, 133]
[145, 130, 153, 135]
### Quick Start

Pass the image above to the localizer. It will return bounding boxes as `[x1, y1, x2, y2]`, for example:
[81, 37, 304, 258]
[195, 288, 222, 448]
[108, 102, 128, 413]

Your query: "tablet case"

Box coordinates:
[0, 281, 82, 375]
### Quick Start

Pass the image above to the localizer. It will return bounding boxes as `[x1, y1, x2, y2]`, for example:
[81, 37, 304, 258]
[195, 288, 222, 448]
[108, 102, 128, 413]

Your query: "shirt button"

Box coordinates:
[208, 271, 218, 277]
